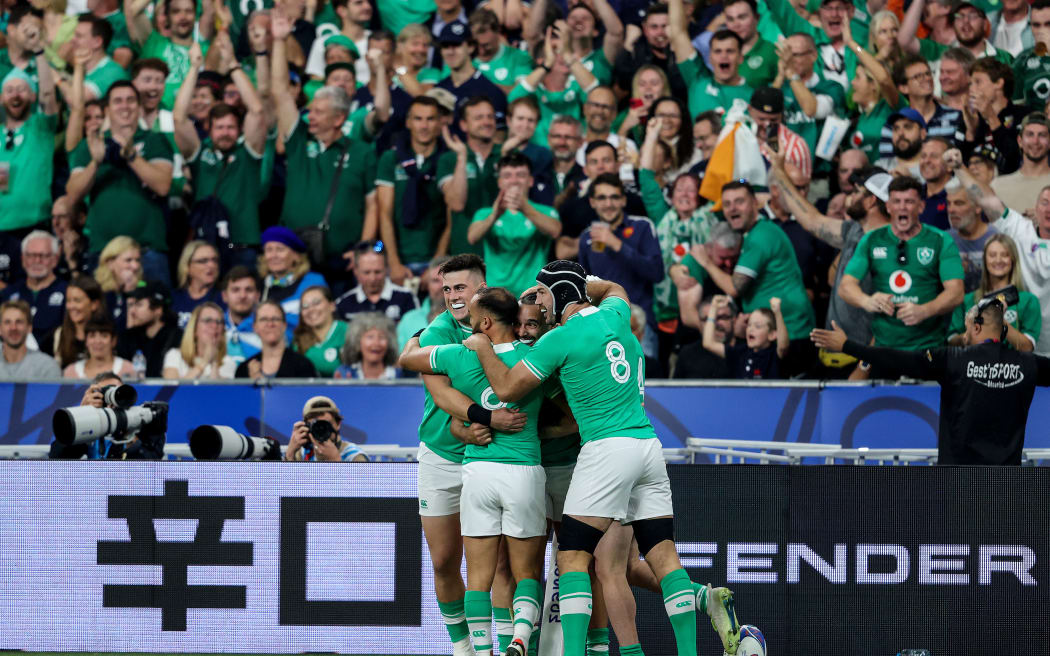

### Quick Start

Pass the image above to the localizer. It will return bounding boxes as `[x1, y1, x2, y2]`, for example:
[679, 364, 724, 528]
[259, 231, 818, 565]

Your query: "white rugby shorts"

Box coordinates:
[460, 461, 547, 538]
[417, 442, 462, 516]
[563, 437, 673, 522]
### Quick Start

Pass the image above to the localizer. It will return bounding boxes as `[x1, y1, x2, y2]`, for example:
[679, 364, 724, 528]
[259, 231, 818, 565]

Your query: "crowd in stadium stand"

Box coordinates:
[2, 0, 1050, 382]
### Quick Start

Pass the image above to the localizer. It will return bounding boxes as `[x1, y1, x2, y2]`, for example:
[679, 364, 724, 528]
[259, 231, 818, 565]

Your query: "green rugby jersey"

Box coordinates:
[522, 297, 656, 445]
[949, 289, 1043, 346]
[430, 341, 546, 465]
[735, 218, 816, 340]
[844, 224, 964, 350]
[1012, 47, 1050, 110]
[417, 309, 474, 462]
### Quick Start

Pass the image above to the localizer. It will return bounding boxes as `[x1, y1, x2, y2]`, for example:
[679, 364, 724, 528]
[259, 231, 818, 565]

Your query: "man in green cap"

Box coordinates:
[0, 61, 58, 233]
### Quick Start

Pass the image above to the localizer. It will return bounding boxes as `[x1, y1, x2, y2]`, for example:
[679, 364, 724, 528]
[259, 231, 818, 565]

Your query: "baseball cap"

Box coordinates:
[128, 280, 169, 306]
[302, 395, 342, 420]
[951, 1, 982, 20]
[1021, 111, 1050, 131]
[887, 107, 927, 130]
[862, 172, 892, 202]
[750, 86, 784, 114]
[437, 21, 470, 45]
[425, 87, 457, 114]
[969, 142, 1001, 166]
[324, 34, 361, 59]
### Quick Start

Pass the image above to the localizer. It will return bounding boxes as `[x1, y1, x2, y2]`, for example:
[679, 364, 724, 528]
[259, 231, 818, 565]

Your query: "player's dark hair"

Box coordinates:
[474, 287, 520, 328]
[439, 254, 487, 279]
[498, 151, 533, 174]
[222, 265, 259, 292]
[888, 175, 926, 199]
[77, 14, 115, 50]
[710, 29, 744, 50]
[971, 57, 1014, 99]
[520, 292, 539, 305]
[588, 172, 625, 198]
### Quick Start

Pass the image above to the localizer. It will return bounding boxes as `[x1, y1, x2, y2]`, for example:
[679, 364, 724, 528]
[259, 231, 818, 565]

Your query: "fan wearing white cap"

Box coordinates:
[285, 395, 367, 462]
[767, 146, 890, 373]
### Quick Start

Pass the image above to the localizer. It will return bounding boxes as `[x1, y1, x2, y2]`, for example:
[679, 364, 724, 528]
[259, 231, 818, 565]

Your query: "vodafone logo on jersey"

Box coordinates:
[889, 270, 912, 294]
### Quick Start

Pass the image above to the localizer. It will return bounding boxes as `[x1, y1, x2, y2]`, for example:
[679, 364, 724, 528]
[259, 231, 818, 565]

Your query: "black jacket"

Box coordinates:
[843, 340, 1050, 465]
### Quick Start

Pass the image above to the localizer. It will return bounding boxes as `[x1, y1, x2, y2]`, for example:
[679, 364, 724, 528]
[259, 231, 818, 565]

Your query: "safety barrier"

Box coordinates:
[4, 380, 1050, 457]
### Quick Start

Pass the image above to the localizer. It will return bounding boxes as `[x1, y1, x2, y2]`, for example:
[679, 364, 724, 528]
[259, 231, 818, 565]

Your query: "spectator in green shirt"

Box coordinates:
[839, 175, 965, 352]
[66, 81, 175, 287]
[173, 40, 268, 270]
[438, 96, 501, 256]
[0, 5, 43, 90]
[377, 96, 449, 282]
[125, 0, 217, 109]
[467, 151, 562, 297]
[1, 56, 58, 233]
[88, 0, 134, 68]
[72, 15, 129, 101]
[695, 180, 817, 374]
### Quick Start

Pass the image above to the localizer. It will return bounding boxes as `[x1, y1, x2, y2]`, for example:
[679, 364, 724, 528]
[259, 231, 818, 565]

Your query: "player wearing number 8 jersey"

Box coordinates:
[463, 261, 742, 656]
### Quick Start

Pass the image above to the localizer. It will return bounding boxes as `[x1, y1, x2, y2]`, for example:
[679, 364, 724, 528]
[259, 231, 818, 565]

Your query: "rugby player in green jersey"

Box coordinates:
[463, 262, 742, 656]
[408, 255, 527, 656]
[401, 287, 551, 656]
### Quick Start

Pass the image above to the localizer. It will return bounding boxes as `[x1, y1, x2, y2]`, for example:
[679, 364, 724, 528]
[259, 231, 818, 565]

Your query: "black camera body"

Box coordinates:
[308, 419, 336, 443]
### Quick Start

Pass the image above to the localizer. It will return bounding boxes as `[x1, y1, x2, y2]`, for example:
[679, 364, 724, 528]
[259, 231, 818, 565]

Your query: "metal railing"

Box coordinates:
[6, 439, 1049, 465]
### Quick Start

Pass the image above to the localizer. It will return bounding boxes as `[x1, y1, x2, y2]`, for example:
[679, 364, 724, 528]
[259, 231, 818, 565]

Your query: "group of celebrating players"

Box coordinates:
[400, 253, 742, 656]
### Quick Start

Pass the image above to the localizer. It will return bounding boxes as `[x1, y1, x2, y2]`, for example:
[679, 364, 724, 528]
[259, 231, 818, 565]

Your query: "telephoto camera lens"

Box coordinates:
[308, 419, 335, 443]
[189, 425, 281, 460]
[100, 384, 137, 409]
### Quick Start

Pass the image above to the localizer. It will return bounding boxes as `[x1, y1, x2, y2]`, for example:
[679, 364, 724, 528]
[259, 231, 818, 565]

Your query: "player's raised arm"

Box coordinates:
[398, 336, 438, 374]
[586, 277, 629, 305]
[464, 333, 541, 403]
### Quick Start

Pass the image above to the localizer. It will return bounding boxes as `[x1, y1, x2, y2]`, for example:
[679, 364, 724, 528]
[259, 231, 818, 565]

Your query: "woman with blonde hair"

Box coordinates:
[615, 64, 672, 140]
[162, 302, 237, 379]
[292, 286, 348, 377]
[847, 16, 902, 163]
[171, 241, 225, 330]
[95, 235, 144, 332]
[334, 312, 402, 379]
[949, 234, 1043, 351]
[257, 227, 327, 329]
[868, 10, 903, 68]
[395, 23, 441, 95]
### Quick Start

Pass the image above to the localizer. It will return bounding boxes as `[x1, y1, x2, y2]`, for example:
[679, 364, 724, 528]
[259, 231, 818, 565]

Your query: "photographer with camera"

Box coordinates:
[285, 396, 368, 462]
[812, 297, 1050, 465]
[49, 372, 167, 459]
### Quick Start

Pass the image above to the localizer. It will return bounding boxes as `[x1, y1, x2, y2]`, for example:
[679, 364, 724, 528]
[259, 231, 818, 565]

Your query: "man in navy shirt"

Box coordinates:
[434, 22, 507, 131]
[0, 230, 67, 354]
[335, 241, 418, 323]
[577, 173, 663, 357]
